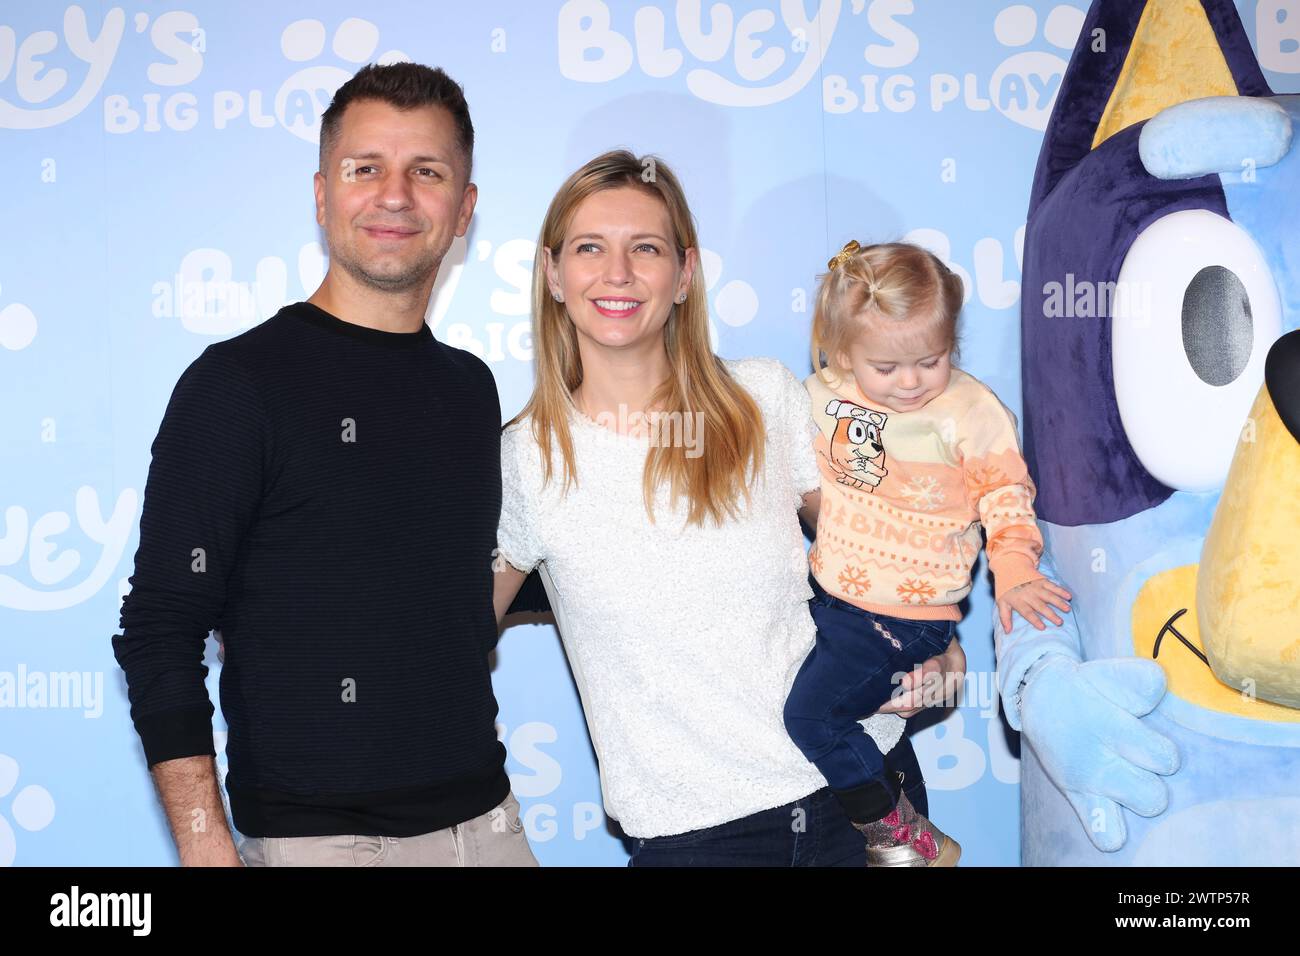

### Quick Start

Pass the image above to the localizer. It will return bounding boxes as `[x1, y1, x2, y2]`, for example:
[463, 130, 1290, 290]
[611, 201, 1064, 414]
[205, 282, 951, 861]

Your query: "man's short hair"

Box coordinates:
[319, 62, 474, 180]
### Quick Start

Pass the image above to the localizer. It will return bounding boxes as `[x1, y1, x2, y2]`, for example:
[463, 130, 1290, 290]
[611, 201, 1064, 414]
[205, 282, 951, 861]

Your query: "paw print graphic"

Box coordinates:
[990, 4, 1086, 130]
[276, 18, 410, 143]
[0, 754, 55, 866]
[0, 282, 37, 352]
[699, 248, 759, 348]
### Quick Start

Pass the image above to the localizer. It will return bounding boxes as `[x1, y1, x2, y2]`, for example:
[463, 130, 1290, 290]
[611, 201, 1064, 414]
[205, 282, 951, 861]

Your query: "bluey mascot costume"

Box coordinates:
[996, 0, 1300, 865]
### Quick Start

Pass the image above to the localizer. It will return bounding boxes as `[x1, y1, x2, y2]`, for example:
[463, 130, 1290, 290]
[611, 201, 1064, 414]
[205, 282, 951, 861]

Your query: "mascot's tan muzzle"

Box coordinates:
[1129, 331, 1300, 718]
[1197, 329, 1300, 709]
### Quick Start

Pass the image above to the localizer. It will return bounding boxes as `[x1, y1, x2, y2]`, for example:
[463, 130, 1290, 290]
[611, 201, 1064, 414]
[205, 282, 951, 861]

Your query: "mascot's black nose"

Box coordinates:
[1265, 329, 1300, 444]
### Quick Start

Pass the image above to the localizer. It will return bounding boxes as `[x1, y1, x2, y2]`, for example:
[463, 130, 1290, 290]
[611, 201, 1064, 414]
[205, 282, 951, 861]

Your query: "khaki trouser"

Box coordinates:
[238, 791, 538, 867]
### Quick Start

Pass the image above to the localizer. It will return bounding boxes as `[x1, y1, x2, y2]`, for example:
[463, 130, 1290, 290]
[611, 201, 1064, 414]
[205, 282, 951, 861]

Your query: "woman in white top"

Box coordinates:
[492, 150, 965, 866]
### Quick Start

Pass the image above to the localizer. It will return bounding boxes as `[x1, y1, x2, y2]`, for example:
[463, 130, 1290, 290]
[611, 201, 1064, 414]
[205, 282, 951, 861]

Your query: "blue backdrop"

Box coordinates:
[2, 0, 1297, 866]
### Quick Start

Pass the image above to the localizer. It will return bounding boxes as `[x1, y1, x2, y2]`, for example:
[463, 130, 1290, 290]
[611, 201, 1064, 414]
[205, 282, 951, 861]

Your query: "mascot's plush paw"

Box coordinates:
[1020, 655, 1181, 852]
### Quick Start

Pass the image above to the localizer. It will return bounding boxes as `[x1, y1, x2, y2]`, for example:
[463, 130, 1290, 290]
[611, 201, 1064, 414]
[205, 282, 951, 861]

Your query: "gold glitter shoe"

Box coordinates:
[857, 792, 961, 867]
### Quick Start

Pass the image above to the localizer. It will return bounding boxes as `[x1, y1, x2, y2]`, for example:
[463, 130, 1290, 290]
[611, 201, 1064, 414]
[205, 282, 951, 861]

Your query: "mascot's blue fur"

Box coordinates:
[996, 0, 1300, 864]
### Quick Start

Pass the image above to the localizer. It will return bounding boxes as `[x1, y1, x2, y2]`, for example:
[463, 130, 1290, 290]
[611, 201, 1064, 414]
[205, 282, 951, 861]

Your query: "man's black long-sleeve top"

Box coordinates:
[112, 301, 509, 837]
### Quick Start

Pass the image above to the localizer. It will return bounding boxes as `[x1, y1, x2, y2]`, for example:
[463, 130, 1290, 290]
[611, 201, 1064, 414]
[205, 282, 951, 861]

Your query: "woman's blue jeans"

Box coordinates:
[627, 756, 929, 867]
[783, 575, 954, 824]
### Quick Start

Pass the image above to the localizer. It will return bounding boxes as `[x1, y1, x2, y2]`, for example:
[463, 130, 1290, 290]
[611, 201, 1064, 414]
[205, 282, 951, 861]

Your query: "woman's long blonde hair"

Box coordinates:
[508, 149, 764, 527]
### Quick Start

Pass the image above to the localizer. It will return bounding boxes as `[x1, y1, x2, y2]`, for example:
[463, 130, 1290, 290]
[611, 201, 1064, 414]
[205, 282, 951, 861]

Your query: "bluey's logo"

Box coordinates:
[0, 6, 128, 129]
[497, 721, 604, 841]
[2, 6, 205, 132]
[0, 487, 137, 611]
[439, 240, 757, 362]
[0, 9, 413, 139]
[49, 886, 151, 936]
[557, 0, 840, 107]
[822, 2, 1085, 131]
[152, 242, 326, 337]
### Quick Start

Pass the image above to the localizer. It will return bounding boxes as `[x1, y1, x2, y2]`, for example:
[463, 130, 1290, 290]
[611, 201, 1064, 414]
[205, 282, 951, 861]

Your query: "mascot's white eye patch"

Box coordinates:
[1112, 209, 1281, 492]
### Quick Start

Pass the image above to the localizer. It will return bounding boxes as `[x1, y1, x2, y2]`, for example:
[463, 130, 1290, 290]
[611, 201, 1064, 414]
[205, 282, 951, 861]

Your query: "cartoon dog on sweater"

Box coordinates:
[825, 399, 889, 491]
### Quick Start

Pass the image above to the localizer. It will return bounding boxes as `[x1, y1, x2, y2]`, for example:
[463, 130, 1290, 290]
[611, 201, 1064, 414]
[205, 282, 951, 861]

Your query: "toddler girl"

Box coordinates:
[784, 240, 1071, 866]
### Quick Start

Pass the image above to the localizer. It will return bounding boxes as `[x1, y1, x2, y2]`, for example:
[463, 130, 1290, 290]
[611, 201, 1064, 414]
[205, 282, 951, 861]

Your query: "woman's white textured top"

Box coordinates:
[497, 357, 904, 838]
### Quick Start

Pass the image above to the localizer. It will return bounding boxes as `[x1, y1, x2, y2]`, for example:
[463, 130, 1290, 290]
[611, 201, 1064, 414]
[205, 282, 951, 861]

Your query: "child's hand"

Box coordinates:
[997, 578, 1072, 632]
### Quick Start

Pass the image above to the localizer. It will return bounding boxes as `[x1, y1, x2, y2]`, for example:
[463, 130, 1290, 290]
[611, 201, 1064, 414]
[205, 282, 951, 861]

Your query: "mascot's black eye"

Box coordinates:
[847, 421, 868, 444]
[1182, 266, 1253, 386]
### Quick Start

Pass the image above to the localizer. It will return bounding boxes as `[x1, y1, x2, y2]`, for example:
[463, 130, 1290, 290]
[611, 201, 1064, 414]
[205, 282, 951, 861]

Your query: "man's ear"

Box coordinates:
[455, 182, 478, 237]
[313, 170, 326, 227]
[1030, 0, 1270, 212]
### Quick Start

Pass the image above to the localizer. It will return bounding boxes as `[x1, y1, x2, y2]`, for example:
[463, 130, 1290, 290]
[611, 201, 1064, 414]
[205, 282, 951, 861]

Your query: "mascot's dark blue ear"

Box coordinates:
[1029, 0, 1271, 213]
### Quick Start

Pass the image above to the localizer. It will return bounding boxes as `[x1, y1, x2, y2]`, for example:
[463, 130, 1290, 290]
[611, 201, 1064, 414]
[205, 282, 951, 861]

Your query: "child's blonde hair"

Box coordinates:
[811, 240, 964, 384]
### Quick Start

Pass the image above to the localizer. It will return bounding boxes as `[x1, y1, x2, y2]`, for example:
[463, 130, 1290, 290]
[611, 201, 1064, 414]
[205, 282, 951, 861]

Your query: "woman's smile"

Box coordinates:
[592, 297, 644, 318]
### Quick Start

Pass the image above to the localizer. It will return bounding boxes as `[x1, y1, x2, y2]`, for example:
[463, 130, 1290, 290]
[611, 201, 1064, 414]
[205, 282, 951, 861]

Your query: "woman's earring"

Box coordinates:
[676, 293, 686, 304]
[553, 291, 565, 303]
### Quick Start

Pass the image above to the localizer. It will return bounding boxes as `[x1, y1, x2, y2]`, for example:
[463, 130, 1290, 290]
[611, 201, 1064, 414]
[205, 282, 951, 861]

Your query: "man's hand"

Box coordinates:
[151, 755, 243, 866]
[876, 636, 965, 718]
[997, 578, 1072, 633]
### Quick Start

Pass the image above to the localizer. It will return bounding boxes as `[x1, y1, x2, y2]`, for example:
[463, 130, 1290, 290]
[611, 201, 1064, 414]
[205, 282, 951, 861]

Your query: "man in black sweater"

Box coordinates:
[112, 63, 536, 866]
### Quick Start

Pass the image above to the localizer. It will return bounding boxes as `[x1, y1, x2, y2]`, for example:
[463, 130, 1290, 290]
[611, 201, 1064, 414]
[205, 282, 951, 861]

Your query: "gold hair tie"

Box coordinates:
[828, 240, 860, 271]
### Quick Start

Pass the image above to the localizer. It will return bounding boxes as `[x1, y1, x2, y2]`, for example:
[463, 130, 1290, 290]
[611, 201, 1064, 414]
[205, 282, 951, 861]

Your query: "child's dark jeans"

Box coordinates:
[784, 574, 955, 825]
